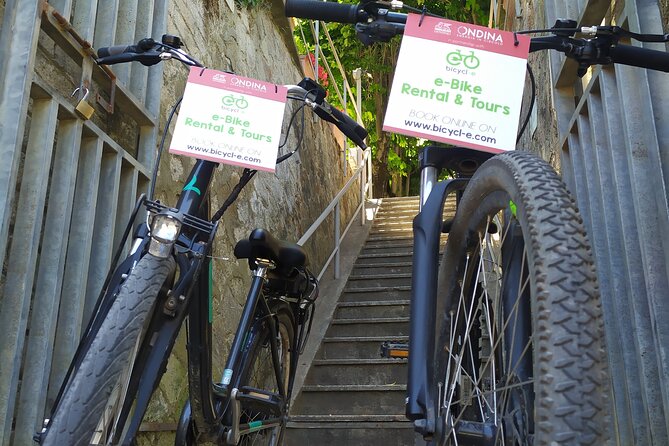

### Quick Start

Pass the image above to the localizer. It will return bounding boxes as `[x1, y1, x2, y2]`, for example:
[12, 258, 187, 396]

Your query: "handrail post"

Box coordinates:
[360, 149, 366, 226]
[367, 151, 373, 199]
[298, 149, 371, 281]
[334, 202, 341, 279]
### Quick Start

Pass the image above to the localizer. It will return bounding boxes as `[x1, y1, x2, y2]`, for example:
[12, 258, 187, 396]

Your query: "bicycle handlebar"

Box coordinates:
[97, 38, 163, 66]
[285, 0, 363, 23]
[95, 39, 368, 148]
[285, 0, 669, 74]
[610, 44, 669, 72]
[287, 83, 368, 148]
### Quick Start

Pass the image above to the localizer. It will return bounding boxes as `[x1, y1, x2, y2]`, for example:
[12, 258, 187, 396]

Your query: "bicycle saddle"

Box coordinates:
[234, 228, 307, 271]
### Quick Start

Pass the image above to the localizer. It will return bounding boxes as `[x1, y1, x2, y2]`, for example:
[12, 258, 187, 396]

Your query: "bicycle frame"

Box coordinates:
[45, 152, 303, 444]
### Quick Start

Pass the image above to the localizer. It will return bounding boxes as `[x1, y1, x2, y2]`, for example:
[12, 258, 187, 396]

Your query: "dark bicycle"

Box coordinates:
[36, 36, 368, 446]
[285, 1, 669, 444]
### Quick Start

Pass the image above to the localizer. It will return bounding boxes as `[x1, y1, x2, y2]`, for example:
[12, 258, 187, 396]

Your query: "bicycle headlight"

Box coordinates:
[149, 214, 182, 257]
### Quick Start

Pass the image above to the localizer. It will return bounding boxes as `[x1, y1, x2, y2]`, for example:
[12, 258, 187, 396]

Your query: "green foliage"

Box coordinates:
[235, 0, 266, 8]
[292, 0, 489, 196]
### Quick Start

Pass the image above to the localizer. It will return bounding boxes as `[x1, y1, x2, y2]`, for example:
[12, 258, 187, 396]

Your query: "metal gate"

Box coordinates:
[545, 1, 669, 444]
[0, 1, 168, 444]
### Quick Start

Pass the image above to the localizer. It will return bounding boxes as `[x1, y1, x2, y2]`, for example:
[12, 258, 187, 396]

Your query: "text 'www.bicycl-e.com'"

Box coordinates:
[403, 119, 497, 144]
[187, 145, 262, 164]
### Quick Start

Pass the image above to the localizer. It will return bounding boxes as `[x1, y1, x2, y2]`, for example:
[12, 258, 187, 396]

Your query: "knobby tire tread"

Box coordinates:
[42, 254, 175, 446]
[440, 151, 610, 445]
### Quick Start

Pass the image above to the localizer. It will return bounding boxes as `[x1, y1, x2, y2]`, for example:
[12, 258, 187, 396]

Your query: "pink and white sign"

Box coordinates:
[169, 68, 287, 171]
[383, 15, 530, 152]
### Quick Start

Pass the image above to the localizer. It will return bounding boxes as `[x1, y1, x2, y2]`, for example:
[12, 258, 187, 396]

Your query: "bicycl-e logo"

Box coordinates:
[445, 49, 480, 76]
[383, 14, 530, 153]
[222, 94, 249, 109]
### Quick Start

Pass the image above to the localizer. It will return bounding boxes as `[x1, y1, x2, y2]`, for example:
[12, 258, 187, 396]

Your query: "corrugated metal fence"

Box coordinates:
[0, 1, 167, 444]
[545, 0, 669, 444]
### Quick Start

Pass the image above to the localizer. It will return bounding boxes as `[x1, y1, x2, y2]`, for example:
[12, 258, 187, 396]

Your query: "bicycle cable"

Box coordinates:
[149, 96, 183, 201]
[516, 63, 536, 144]
[211, 94, 311, 223]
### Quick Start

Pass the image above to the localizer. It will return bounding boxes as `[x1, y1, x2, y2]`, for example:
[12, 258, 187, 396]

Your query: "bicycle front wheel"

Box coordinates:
[42, 253, 175, 446]
[237, 302, 295, 446]
[435, 151, 610, 445]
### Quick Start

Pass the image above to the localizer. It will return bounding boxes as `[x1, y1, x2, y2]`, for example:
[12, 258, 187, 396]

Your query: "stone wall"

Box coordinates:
[513, 0, 561, 170]
[138, 1, 358, 443]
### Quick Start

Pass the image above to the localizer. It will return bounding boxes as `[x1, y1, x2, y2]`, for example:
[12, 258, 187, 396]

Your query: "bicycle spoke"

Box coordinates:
[440, 212, 536, 445]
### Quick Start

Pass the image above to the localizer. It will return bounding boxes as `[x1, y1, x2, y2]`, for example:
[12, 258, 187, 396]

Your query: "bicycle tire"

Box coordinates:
[435, 151, 610, 445]
[237, 302, 295, 446]
[42, 253, 175, 446]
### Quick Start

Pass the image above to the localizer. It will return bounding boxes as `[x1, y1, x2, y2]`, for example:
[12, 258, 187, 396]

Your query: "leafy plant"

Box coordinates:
[292, 0, 489, 196]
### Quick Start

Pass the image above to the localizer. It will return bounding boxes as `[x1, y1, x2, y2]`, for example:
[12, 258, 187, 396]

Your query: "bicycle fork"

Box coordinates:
[407, 177, 467, 439]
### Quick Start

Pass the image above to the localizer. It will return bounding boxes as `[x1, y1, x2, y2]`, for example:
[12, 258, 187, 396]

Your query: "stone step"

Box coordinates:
[362, 239, 414, 249]
[374, 206, 456, 223]
[283, 196, 431, 444]
[289, 414, 408, 423]
[286, 413, 416, 444]
[334, 300, 410, 319]
[361, 244, 414, 257]
[340, 285, 411, 302]
[304, 358, 408, 386]
[319, 335, 409, 360]
[380, 196, 420, 203]
[345, 274, 412, 290]
[373, 213, 417, 223]
[357, 251, 414, 261]
[375, 205, 419, 214]
[291, 384, 407, 415]
[285, 425, 417, 446]
[377, 201, 420, 210]
[327, 317, 410, 337]
[372, 220, 415, 230]
[351, 261, 413, 275]
[365, 234, 414, 243]
[368, 228, 414, 238]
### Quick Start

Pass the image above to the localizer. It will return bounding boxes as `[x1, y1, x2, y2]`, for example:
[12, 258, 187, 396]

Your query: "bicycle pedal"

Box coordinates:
[238, 387, 282, 414]
[380, 341, 409, 358]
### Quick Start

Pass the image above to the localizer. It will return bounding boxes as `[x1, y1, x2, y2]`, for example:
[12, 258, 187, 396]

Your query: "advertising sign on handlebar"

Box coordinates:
[383, 14, 530, 153]
[169, 68, 288, 171]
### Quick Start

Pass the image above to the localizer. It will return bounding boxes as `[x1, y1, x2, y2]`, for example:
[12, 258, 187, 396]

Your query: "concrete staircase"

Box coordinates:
[285, 196, 421, 445]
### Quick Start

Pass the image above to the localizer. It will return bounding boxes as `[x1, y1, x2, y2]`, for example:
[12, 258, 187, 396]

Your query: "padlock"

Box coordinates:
[72, 87, 95, 120]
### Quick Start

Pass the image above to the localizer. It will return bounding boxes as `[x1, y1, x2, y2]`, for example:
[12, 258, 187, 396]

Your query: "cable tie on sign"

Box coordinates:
[419, 6, 427, 27]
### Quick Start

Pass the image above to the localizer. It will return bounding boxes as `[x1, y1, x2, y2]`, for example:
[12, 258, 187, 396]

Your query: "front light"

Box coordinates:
[149, 214, 182, 257]
[152, 214, 182, 243]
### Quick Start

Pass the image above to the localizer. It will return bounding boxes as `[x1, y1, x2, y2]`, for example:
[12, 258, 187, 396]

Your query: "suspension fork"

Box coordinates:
[407, 178, 467, 437]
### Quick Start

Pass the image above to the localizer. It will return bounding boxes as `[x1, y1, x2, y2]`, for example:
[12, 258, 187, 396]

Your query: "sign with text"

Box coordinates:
[383, 15, 530, 153]
[169, 68, 287, 171]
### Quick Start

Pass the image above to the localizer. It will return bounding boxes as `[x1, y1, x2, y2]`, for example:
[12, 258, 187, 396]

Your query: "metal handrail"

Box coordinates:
[298, 148, 372, 281]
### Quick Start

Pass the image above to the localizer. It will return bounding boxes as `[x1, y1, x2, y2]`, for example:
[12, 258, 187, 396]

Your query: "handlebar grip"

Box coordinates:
[328, 106, 368, 148]
[96, 52, 142, 65]
[97, 44, 141, 58]
[285, 0, 361, 23]
[610, 44, 669, 72]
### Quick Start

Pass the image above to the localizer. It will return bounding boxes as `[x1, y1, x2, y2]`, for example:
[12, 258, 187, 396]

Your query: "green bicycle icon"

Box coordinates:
[222, 94, 249, 109]
[446, 49, 480, 69]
